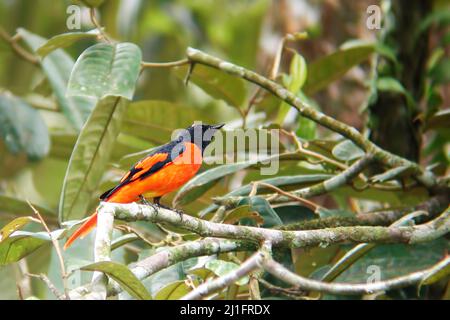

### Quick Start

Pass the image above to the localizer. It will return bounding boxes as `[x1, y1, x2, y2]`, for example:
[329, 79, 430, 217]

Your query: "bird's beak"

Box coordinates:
[211, 123, 225, 130]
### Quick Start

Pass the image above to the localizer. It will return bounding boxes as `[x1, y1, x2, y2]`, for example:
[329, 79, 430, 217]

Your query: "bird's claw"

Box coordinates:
[139, 195, 183, 220]
[139, 195, 159, 216]
[156, 203, 184, 221]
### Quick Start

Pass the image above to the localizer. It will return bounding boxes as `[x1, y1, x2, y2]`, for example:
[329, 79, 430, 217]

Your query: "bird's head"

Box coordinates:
[176, 123, 224, 153]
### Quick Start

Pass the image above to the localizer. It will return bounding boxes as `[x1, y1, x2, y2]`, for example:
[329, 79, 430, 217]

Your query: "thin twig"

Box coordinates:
[282, 129, 348, 170]
[262, 255, 450, 295]
[27, 201, 70, 300]
[141, 59, 190, 69]
[26, 273, 66, 300]
[216, 154, 374, 208]
[181, 241, 271, 300]
[89, 8, 110, 43]
[252, 181, 320, 212]
[103, 238, 256, 297]
[259, 278, 311, 300]
[0, 26, 38, 64]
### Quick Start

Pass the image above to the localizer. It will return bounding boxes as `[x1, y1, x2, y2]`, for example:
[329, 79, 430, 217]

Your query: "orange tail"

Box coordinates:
[63, 211, 98, 250]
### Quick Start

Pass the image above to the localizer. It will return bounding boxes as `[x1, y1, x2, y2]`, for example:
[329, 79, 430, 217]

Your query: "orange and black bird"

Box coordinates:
[63, 123, 224, 250]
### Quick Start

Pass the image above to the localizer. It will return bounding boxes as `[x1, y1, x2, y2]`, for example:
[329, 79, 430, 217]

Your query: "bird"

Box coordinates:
[63, 123, 224, 250]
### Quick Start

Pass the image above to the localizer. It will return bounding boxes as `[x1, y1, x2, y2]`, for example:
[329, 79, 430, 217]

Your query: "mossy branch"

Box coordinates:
[101, 202, 449, 249]
[262, 255, 450, 295]
[215, 155, 375, 208]
[185, 47, 437, 188]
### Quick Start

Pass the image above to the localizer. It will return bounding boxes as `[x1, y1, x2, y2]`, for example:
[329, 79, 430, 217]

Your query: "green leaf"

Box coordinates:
[277, 53, 309, 123]
[68, 43, 142, 100]
[419, 257, 450, 289]
[429, 58, 450, 85]
[425, 109, 450, 130]
[155, 280, 195, 300]
[173, 64, 247, 108]
[0, 235, 47, 266]
[0, 230, 63, 266]
[122, 100, 214, 144]
[0, 194, 56, 218]
[205, 260, 249, 286]
[370, 165, 413, 183]
[81, 261, 152, 300]
[289, 53, 308, 92]
[332, 140, 365, 161]
[36, 30, 100, 57]
[59, 96, 129, 222]
[376, 77, 416, 109]
[173, 160, 259, 207]
[316, 208, 354, 219]
[295, 92, 317, 140]
[417, 10, 450, 36]
[0, 93, 50, 160]
[238, 197, 283, 228]
[17, 28, 94, 130]
[304, 44, 374, 95]
[223, 205, 264, 225]
[0, 216, 39, 243]
[77, 0, 105, 7]
[334, 238, 448, 284]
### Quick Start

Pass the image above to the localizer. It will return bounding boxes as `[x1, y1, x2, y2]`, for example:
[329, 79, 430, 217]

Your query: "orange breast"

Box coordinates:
[108, 142, 202, 203]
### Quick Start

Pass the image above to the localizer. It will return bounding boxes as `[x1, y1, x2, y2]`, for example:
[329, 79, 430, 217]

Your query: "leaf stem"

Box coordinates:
[140, 59, 190, 69]
[0, 26, 38, 65]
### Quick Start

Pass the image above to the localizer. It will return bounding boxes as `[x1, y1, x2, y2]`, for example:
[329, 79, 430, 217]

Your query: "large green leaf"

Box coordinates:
[0, 93, 50, 160]
[0, 216, 38, 242]
[154, 280, 195, 300]
[0, 230, 64, 266]
[278, 53, 308, 123]
[419, 257, 450, 289]
[81, 261, 152, 300]
[122, 100, 215, 144]
[173, 64, 247, 108]
[59, 96, 129, 222]
[237, 196, 282, 228]
[333, 239, 448, 284]
[17, 28, 94, 130]
[0, 194, 56, 218]
[332, 140, 365, 161]
[36, 30, 100, 57]
[304, 44, 374, 94]
[67, 43, 142, 100]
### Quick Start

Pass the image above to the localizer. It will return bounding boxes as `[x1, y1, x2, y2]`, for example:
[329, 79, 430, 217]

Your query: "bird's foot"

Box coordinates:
[139, 195, 160, 215]
[155, 203, 184, 221]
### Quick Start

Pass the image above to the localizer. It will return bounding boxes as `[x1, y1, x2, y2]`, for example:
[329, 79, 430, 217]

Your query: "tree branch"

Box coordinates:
[215, 154, 375, 208]
[99, 202, 449, 249]
[107, 238, 257, 297]
[262, 255, 450, 296]
[278, 193, 449, 231]
[70, 208, 114, 300]
[180, 241, 271, 300]
[0, 26, 38, 64]
[185, 47, 437, 188]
